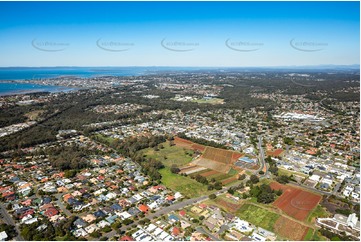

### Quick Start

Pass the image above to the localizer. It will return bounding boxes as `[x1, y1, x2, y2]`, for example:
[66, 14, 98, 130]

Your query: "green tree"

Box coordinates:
[250, 174, 259, 184]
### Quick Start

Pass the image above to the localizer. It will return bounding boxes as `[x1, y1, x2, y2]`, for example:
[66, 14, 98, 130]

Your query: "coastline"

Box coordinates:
[0, 83, 79, 97]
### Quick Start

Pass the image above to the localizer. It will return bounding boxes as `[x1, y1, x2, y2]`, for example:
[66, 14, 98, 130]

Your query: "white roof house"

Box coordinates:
[347, 213, 359, 228]
[0, 231, 8, 241]
[309, 174, 321, 182]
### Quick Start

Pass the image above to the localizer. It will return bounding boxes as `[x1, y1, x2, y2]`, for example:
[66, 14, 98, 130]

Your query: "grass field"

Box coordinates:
[93, 134, 117, 145]
[142, 142, 193, 168]
[307, 205, 331, 223]
[236, 204, 280, 231]
[25, 110, 44, 121]
[192, 98, 224, 104]
[206, 172, 233, 180]
[159, 168, 210, 198]
[228, 168, 238, 176]
[278, 168, 307, 178]
[304, 228, 315, 241]
[303, 229, 328, 241]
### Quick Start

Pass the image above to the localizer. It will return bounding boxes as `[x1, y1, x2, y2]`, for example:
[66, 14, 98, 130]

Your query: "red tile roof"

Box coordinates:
[179, 210, 186, 217]
[44, 207, 58, 218]
[138, 204, 149, 213]
[172, 227, 180, 236]
[119, 236, 134, 241]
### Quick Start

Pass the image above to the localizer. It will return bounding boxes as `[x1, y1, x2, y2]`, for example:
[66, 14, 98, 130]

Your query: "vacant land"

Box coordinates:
[143, 142, 193, 168]
[237, 203, 313, 241]
[236, 203, 280, 231]
[215, 198, 242, 213]
[202, 146, 233, 164]
[174, 137, 206, 151]
[270, 182, 322, 221]
[205, 196, 242, 213]
[274, 216, 309, 241]
[159, 168, 209, 198]
[278, 168, 307, 178]
[221, 177, 238, 185]
[25, 110, 44, 121]
[192, 158, 231, 173]
[200, 170, 220, 177]
[192, 98, 224, 104]
[307, 205, 331, 223]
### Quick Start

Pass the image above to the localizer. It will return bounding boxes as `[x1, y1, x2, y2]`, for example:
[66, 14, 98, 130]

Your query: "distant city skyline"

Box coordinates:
[0, 1, 359, 67]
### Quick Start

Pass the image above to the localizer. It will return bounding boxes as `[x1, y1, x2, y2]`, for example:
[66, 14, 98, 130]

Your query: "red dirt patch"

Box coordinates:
[221, 177, 238, 185]
[215, 198, 241, 212]
[274, 216, 310, 240]
[200, 170, 221, 177]
[191, 144, 206, 152]
[231, 152, 243, 162]
[174, 137, 206, 152]
[174, 137, 193, 144]
[174, 137, 193, 149]
[270, 182, 322, 221]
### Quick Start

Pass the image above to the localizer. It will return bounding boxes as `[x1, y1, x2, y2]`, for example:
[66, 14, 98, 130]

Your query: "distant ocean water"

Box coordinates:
[0, 67, 149, 80]
[0, 82, 77, 96]
[0, 67, 149, 96]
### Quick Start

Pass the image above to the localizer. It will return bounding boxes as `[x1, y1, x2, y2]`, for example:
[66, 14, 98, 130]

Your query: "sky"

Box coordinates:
[0, 1, 359, 67]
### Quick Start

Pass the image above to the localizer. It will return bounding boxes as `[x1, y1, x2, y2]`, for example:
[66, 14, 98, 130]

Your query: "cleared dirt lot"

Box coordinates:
[270, 182, 322, 221]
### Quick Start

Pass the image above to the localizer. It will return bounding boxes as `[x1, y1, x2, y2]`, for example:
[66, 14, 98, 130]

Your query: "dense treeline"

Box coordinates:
[46, 145, 90, 171]
[0, 223, 17, 240]
[247, 184, 282, 204]
[219, 86, 275, 111]
[19, 216, 84, 241]
[319, 227, 354, 241]
[101, 135, 168, 181]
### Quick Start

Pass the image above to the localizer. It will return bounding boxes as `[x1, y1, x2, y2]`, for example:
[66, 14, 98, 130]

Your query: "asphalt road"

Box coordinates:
[0, 203, 24, 241]
[196, 226, 220, 241]
[54, 194, 73, 217]
[257, 135, 270, 179]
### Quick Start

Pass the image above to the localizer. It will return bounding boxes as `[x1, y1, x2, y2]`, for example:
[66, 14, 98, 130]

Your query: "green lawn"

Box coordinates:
[159, 168, 210, 198]
[190, 169, 211, 177]
[307, 205, 331, 223]
[228, 168, 238, 176]
[207, 173, 232, 181]
[304, 228, 315, 241]
[142, 142, 193, 168]
[236, 204, 280, 231]
[93, 133, 116, 145]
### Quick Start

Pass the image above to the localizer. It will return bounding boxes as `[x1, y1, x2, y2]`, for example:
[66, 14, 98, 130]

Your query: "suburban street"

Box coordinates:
[101, 188, 231, 239]
[196, 226, 220, 241]
[0, 203, 24, 241]
[54, 194, 73, 217]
